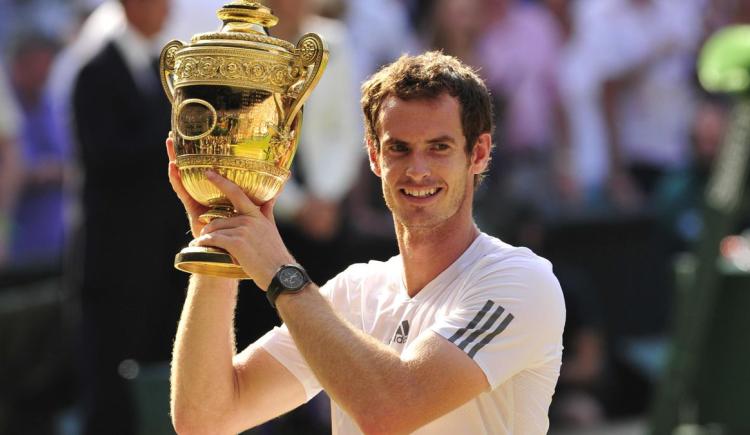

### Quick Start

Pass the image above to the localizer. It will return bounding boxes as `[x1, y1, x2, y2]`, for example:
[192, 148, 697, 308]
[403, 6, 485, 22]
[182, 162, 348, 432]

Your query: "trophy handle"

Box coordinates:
[284, 33, 329, 131]
[160, 40, 185, 104]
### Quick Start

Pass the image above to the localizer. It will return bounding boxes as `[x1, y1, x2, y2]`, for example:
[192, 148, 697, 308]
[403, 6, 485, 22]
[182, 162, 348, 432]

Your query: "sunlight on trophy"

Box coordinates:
[160, 0, 328, 279]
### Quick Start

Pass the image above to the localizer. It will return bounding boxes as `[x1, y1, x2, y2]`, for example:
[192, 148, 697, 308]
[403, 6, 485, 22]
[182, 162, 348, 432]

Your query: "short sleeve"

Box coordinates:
[256, 324, 323, 401]
[255, 274, 348, 401]
[430, 257, 565, 389]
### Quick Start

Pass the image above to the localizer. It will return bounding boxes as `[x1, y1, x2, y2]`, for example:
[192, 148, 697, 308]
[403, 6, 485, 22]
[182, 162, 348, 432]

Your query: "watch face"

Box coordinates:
[279, 267, 305, 289]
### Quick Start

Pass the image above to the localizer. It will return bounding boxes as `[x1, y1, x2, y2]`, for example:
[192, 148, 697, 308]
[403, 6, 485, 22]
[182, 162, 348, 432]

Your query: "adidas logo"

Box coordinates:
[391, 320, 410, 344]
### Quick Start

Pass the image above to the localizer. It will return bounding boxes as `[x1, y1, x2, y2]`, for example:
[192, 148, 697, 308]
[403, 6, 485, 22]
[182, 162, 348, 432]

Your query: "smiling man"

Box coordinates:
[168, 52, 566, 435]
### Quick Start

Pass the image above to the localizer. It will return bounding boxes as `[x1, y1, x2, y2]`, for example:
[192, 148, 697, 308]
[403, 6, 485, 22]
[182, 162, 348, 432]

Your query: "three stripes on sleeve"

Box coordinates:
[447, 300, 514, 359]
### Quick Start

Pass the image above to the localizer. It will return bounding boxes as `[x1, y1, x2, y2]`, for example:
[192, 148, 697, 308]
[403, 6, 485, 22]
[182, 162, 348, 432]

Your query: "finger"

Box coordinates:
[169, 162, 202, 211]
[205, 170, 261, 216]
[260, 197, 277, 223]
[193, 231, 237, 252]
[201, 214, 251, 235]
[166, 134, 176, 162]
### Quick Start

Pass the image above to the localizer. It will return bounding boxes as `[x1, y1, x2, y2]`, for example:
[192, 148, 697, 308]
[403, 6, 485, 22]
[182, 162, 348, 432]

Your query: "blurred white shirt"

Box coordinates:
[274, 15, 364, 220]
[559, 0, 703, 190]
[159, 0, 226, 43]
[344, 0, 420, 81]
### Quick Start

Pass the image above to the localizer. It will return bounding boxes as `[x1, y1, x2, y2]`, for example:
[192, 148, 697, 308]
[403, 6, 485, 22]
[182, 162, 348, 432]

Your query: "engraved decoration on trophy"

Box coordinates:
[160, 0, 328, 279]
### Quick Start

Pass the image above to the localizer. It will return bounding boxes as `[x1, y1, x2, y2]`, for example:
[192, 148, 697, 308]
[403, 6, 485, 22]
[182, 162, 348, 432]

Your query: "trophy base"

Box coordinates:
[174, 246, 249, 280]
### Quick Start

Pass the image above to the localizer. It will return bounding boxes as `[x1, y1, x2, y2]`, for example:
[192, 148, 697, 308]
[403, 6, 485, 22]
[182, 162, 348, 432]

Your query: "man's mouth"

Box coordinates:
[400, 187, 441, 198]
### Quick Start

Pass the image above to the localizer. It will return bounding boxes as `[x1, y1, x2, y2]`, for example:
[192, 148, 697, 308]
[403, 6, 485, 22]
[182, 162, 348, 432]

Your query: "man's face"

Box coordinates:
[267, 0, 309, 20]
[124, 0, 170, 38]
[369, 94, 490, 231]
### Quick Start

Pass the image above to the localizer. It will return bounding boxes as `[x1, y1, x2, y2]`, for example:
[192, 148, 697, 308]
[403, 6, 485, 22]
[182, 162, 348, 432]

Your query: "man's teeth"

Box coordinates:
[403, 188, 438, 197]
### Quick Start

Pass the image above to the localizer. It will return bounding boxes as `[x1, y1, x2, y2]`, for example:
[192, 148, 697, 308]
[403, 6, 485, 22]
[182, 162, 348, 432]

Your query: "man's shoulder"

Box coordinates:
[334, 256, 399, 286]
[463, 234, 566, 337]
[474, 233, 549, 268]
[75, 41, 123, 90]
[80, 41, 121, 73]
[468, 233, 561, 298]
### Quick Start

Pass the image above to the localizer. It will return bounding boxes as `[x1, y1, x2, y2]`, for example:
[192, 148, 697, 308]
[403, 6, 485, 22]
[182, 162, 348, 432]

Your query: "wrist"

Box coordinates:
[275, 282, 313, 309]
[266, 263, 311, 308]
[258, 253, 297, 291]
[189, 273, 239, 291]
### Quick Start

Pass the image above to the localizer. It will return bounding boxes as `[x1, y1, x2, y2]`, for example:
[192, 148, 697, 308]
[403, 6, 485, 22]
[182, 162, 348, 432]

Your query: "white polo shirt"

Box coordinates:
[258, 233, 566, 434]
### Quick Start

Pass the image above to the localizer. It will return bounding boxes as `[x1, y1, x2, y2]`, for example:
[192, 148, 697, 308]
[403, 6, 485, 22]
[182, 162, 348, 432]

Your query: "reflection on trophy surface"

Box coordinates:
[159, 0, 328, 279]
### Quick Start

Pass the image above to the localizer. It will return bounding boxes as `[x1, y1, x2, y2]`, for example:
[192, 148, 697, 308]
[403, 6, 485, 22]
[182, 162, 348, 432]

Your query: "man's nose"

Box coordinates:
[405, 152, 430, 180]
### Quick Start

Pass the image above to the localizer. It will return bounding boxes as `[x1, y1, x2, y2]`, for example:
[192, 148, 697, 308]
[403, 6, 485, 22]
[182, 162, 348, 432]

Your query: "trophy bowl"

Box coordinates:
[160, 0, 328, 279]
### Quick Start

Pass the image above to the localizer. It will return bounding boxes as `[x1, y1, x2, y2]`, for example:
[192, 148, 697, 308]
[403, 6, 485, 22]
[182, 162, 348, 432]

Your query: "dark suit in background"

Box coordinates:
[72, 40, 187, 435]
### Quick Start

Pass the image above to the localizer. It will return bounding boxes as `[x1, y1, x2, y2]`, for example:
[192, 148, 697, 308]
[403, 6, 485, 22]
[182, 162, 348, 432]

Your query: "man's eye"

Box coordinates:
[433, 143, 450, 151]
[389, 144, 408, 152]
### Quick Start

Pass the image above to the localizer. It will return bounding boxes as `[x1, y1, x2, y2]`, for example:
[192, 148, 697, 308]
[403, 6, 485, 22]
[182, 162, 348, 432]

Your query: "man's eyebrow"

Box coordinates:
[381, 135, 456, 146]
[382, 137, 409, 146]
[427, 135, 457, 144]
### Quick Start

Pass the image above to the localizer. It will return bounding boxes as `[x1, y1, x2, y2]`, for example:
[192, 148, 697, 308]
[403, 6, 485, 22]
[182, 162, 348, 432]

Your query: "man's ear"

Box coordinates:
[470, 133, 492, 176]
[367, 138, 382, 177]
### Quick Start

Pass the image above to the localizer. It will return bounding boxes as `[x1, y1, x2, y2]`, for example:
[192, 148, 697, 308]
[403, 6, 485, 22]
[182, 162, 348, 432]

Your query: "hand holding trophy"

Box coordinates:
[160, 0, 328, 279]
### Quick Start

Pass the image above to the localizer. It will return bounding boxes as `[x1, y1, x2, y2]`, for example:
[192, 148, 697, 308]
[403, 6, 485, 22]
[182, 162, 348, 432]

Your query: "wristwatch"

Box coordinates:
[266, 264, 311, 309]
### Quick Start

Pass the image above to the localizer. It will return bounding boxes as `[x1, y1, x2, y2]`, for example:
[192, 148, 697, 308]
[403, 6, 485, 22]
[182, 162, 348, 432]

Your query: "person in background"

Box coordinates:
[9, 35, 70, 267]
[47, 0, 125, 196]
[267, 0, 364, 285]
[0, 65, 22, 268]
[559, 0, 703, 211]
[340, 0, 421, 82]
[462, 0, 569, 238]
[653, 97, 729, 254]
[71, 0, 187, 433]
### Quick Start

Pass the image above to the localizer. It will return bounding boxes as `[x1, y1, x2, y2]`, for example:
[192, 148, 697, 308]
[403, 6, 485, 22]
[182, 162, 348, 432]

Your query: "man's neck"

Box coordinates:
[396, 213, 479, 298]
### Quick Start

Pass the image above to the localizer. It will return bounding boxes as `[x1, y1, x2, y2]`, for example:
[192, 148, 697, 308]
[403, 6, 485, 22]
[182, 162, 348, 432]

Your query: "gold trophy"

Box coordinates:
[160, 0, 328, 279]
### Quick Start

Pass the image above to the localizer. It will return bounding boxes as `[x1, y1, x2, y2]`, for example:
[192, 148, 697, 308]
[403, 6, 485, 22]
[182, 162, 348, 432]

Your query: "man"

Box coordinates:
[169, 52, 566, 434]
[9, 35, 68, 266]
[72, 0, 187, 433]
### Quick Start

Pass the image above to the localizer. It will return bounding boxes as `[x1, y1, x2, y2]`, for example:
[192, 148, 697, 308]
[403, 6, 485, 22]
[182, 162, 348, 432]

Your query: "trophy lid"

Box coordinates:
[190, 0, 295, 52]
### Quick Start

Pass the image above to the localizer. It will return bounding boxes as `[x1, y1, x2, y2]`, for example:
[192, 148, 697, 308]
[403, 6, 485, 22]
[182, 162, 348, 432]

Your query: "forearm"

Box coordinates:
[171, 274, 241, 432]
[276, 286, 417, 432]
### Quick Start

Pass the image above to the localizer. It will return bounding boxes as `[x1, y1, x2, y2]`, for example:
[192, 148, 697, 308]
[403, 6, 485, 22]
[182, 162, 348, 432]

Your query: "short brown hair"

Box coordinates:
[361, 51, 495, 185]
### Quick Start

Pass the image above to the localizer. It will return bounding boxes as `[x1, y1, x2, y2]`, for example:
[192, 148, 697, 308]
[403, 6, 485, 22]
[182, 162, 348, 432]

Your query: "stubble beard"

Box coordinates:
[383, 177, 471, 239]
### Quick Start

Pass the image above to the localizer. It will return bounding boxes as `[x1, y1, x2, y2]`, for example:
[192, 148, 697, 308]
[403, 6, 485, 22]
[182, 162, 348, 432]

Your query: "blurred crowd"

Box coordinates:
[0, 0, 748, 433]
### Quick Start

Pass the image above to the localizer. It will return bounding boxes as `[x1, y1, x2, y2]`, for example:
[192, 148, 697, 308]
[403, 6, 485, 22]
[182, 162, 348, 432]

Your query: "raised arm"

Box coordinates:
[170, 275, 307, 434]
[166, 138, 307, 434]
[275, 285, 490, 434]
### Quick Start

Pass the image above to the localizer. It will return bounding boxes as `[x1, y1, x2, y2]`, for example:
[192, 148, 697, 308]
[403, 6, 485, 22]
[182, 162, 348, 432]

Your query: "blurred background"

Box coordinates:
[1, 0, 749, 434]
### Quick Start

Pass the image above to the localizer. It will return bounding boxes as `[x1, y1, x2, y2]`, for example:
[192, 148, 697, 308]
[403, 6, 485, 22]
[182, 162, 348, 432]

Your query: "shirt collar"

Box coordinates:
[114, 23, 160, 76]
